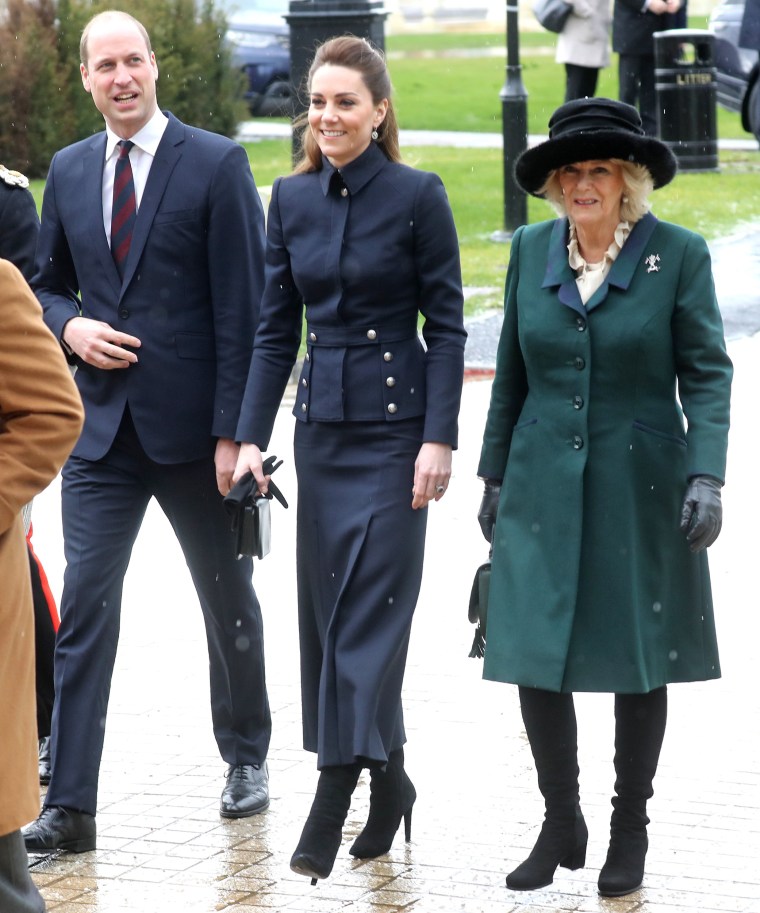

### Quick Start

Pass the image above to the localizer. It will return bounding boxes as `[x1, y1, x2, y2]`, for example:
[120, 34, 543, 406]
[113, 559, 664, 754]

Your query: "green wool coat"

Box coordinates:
[478, 213, 733, 693]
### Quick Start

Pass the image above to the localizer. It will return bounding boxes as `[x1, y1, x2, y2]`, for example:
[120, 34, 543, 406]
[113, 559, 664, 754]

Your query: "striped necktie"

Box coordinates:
[111, 140, 136, 278]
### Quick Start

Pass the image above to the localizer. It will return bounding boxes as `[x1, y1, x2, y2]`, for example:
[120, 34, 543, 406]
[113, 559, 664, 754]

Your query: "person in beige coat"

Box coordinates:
[0, 260, 83, 912]
[556, 0, 612, 101]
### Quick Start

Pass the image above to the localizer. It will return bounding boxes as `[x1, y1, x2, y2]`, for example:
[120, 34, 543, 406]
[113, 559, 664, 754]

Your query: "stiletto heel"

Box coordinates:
[349, 748, 416, 859]
[289, 764, 361, 883]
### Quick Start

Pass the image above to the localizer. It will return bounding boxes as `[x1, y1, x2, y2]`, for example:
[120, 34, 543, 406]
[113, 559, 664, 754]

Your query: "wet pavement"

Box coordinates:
[27, 320, 760, 910]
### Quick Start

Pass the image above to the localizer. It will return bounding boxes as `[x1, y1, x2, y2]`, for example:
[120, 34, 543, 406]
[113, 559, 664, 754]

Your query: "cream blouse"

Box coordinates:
[568, 221, 631, 305]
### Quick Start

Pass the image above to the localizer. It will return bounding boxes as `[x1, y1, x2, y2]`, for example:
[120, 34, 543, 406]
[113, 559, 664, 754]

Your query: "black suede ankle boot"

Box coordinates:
[349, 748, 416, 859]
[290, 763, 362, 883]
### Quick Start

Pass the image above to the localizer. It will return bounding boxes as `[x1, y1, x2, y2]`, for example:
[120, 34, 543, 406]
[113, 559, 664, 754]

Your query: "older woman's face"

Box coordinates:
[558, 160, 625, 232]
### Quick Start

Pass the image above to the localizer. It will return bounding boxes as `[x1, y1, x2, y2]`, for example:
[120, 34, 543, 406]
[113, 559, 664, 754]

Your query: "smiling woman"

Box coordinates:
[233, 33, 466, 888]
[477, 96, 733, 898]
[307, 65, 389, 169]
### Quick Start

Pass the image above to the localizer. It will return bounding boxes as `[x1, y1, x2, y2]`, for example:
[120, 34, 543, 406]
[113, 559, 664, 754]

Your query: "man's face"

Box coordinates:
[80, 18, 158, 138]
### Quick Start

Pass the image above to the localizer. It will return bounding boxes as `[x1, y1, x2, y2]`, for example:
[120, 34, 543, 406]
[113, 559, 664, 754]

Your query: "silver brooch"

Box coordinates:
[644, 254, 661, 273]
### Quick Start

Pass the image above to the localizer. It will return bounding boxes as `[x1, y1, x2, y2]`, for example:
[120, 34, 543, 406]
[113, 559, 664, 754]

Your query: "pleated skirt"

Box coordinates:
[293, 417, 427, 768]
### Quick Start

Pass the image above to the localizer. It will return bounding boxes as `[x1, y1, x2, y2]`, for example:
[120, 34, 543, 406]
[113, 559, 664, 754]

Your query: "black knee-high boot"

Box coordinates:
[598, 686, 667, 897]
[349, 748, 416, 859]
[290, 763, 362, 883]
[506, 687, 588, 891]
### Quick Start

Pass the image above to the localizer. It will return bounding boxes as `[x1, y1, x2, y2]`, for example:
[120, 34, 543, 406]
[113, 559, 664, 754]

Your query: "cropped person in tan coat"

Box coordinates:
[0, 261, 83, 912]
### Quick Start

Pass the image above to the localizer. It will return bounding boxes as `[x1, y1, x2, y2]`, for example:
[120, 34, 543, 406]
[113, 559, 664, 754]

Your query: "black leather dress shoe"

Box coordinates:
[220, 763, 269, 818]
[38, 737, 52, 785]
[23, 806, 96, 853]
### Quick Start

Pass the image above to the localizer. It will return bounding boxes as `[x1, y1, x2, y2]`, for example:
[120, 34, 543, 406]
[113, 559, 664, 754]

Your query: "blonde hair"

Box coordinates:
[293, 35, 400, 174]
[80, 10, 152, 67]
[539, 160, 654, 224]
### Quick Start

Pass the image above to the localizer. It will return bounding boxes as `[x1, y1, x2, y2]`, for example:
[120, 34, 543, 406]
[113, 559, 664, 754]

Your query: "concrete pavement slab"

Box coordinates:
[26, 327, 760, 911]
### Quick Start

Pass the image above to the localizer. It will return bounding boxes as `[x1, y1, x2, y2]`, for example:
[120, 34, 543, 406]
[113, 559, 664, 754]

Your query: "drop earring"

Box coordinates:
[371, 128, 379, 141]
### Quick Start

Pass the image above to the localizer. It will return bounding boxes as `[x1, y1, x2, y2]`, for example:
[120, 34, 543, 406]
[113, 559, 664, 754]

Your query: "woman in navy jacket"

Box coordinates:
[234, 36, 466, 883]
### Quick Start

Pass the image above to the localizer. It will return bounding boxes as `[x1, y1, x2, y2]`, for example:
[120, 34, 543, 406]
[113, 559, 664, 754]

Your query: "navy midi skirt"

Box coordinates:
[294, 417, 427, 768]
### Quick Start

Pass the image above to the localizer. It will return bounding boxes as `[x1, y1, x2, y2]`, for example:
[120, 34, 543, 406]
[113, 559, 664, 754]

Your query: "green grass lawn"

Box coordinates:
[385, 26, 752, 141]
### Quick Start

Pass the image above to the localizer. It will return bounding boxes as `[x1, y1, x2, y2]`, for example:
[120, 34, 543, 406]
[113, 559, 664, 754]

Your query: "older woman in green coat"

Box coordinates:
[477, 99, 732, 898]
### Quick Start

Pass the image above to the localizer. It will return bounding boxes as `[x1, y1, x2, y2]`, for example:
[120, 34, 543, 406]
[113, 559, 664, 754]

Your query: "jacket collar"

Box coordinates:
[318, 141, 388, 196]
[544, 212, 660, 316]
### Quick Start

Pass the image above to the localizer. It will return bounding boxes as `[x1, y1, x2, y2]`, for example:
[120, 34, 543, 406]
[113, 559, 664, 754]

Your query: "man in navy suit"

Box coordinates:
[23, 10, 271, 853]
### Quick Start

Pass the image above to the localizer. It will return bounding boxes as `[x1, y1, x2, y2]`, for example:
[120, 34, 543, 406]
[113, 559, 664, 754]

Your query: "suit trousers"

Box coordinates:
[618, 54, 658, 136]
[45, 408, 271, 816]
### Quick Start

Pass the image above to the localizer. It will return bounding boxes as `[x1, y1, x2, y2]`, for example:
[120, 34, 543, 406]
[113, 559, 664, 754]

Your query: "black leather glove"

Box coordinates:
[679, 475, 723, 552]
[477, 479, 501, 543]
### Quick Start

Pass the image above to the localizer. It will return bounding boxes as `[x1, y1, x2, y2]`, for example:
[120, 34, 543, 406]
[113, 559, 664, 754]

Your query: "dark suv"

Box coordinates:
[708, 0, 760, 140]
[226, 0, 293, 116]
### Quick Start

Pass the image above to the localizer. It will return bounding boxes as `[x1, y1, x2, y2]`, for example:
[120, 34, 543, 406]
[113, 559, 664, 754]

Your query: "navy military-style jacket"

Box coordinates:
[236, 142, 466, 449]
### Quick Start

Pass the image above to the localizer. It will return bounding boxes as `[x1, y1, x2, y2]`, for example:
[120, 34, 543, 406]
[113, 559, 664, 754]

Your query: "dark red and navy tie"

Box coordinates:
[111, 140, 136, 278]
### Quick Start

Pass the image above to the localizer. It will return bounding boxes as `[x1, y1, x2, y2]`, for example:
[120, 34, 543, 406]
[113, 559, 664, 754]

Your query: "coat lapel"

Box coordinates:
[120, 114, 184, 291]
[541, 218, 586, 318]
[83, 135, 123, 298]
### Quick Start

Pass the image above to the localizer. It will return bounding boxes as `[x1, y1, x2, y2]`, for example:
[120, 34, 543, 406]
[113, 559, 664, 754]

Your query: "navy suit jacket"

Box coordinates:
[236, 142, 466, 450]
[34, 112, 265, 463]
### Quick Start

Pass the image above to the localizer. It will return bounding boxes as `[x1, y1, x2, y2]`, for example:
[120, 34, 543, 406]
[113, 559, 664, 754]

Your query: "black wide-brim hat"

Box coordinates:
[515, 98, 678, 196]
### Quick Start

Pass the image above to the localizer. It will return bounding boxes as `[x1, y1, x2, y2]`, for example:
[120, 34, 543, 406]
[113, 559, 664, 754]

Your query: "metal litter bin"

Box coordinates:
[654, 29, 718, 172]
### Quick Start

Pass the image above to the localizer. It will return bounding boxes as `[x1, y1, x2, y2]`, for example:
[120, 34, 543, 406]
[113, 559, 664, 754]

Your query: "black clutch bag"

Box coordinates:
[224, 455, 288, 560]
[467, 545, 492, 659]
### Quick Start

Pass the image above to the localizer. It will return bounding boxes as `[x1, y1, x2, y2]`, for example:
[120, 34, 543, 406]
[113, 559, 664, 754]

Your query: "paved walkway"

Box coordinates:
[27, 315, 760, 910]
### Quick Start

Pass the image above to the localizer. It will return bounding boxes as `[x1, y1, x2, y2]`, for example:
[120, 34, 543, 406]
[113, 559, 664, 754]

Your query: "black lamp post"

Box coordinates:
[286, 0, 389, 161]
[491, 1, 528, 242]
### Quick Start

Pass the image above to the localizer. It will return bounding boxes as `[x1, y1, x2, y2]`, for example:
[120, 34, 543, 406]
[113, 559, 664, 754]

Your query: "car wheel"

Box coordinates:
[748, 79, 760, 143]
[256, 80, 293, 117]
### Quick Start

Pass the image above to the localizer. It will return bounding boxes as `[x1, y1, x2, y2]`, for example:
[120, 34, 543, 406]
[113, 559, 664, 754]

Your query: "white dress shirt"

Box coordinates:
[102, 108, 169, 245]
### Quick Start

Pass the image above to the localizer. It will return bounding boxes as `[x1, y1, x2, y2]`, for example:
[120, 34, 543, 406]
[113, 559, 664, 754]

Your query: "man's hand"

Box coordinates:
[215, 438, 240, 496]
[63, 316, 141, 369]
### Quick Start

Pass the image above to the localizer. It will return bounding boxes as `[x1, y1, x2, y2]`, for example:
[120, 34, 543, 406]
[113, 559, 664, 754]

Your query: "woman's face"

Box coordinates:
[308, 64, 388, 169]
[558, 160, 626, 234]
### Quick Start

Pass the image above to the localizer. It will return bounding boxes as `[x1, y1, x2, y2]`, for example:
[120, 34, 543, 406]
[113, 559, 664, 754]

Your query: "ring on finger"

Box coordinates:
[435, 484, 445, 494]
